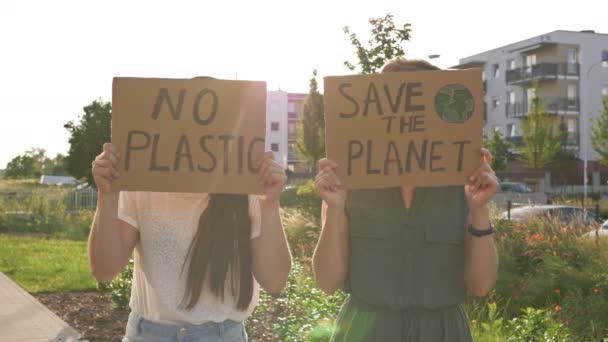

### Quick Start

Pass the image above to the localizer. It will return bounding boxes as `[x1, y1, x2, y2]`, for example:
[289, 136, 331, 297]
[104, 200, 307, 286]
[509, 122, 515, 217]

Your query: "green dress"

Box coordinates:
[330, 186, 473, 342]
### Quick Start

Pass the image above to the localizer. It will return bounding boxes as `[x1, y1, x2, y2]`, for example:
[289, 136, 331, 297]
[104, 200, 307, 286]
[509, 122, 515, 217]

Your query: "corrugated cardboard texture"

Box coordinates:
[324, 69, 483, 189]
[111, 77, 266, 194]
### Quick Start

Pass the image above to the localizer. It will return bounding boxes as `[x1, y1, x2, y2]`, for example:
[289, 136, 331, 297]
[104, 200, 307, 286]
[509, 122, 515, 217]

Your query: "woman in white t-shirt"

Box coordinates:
[88, 143, 292, 341]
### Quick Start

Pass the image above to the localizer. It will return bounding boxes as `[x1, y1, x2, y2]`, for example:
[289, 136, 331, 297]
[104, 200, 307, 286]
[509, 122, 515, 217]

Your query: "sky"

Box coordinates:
[1, 0, 607, 168]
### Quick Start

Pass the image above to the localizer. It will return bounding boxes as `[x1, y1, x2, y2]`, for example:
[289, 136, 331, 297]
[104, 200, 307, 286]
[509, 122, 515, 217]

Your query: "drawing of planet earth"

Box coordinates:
[434, 84, 474, 123]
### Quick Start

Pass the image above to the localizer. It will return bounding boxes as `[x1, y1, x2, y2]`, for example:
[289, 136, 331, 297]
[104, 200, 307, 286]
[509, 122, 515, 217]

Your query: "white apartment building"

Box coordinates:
[454, 30, 608, 162]
[265, 91, 307, 171]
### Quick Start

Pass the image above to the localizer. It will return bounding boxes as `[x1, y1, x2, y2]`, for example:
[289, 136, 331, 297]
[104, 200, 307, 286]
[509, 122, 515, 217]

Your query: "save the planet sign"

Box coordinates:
[324, 69, 483, 189]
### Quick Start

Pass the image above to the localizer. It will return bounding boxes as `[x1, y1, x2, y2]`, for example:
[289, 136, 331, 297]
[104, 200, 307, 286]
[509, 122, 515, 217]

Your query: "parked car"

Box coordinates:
[499, 181, 534, 193]
[583, 218, 608, 239]
[501, 205, 600, 226]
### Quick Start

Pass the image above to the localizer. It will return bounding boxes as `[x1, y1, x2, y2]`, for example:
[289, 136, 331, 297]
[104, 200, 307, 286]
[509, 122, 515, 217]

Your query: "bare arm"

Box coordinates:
[312, 159, 349, 295]
[251, 199, 291, 294]
[312, 201, 349, 295]
[463, 148, 499, 297]
[87, 143, 139, 283]
[88, 193, 139, 283]
[251, 152, 292, 294]
[464, 207, 498, 296]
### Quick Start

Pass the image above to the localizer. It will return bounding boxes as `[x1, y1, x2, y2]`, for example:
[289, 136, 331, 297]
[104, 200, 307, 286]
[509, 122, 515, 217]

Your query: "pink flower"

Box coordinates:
[554, 289, 561, 295]
[302, 256, 312, 263]
[594, 288, 600, 295]
[554, 305, 562, 312]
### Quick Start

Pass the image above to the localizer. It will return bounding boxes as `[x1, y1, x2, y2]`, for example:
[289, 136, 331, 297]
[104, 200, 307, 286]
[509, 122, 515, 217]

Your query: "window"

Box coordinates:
[567, 84, 577, 99]
[526, 88, 534, 112]
[525, 54, 537, 67]
[484, 102, 487, 122]
[271, 143, 279, 152]
[493, 64, 500, 78]
[567, 48, 578, 64]
[508, 59, 516, 70]
[567, 84, 578, 108]
[506, 123, 515, 137]
[567, 119, 576, 133]
[271, 122, 279, 131]
[492, 97, 500, 109]
[481, 70, 486, 81]
[507, 91, 516, 104]
[288, 122, 296, 135]
[602, 50, 608, 63]
[288, 102, 296, 113]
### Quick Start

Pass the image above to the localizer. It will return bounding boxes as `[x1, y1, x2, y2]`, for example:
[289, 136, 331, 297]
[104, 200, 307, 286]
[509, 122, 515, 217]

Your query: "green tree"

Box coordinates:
[343, 14, 412, 74]
[296, 70, 325, 170]
[590, 97, 608, 166]
[4, 148, 46, 179]
[64, 100, 112, 185]
[485, 130, 513, 171]
[43, 154, 68, 176]
[518, 82, 562, 169]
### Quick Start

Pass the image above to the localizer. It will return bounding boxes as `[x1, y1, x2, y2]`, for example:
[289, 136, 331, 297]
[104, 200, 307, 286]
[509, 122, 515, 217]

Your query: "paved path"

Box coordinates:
[0, 272, 82, 341]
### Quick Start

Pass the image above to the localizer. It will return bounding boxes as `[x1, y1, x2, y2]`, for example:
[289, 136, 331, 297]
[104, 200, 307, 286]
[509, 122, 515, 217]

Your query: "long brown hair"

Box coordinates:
[180, 193, 253, 311]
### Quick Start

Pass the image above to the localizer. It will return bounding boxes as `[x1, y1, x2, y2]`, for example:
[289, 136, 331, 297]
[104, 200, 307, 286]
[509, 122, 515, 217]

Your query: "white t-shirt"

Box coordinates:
[117, 191, 262, 324]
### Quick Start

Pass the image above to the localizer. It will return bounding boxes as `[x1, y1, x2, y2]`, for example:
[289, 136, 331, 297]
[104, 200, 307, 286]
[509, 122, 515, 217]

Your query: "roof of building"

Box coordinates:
[455, 30, 608, 67]
[39, 175, 77, 185]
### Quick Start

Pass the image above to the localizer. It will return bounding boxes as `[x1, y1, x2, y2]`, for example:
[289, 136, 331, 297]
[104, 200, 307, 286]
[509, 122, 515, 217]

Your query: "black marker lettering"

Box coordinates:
[125, 130, 150, 171]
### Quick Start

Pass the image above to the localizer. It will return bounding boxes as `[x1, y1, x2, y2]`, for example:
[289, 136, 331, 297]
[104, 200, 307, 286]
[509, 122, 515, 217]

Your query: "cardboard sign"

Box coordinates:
[324, 69, 483, 189]
[111, 78, 266, 194]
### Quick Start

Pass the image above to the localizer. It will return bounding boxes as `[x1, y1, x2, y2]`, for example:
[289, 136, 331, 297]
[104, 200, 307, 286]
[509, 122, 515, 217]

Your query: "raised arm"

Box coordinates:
[251, 152, 292, 294]
[88, 143, 139, 283]
[312, 159, 349, 295]
[463, 148, 499, 296]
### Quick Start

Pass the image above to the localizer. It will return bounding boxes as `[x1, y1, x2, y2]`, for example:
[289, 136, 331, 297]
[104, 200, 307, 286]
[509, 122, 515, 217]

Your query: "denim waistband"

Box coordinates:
[128, 311, 243, 338]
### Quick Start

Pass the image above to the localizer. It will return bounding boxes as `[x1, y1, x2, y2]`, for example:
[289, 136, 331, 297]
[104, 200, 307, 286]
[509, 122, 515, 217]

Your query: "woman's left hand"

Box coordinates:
[257, 151, 287, 203]
[465, 148, 499, 212]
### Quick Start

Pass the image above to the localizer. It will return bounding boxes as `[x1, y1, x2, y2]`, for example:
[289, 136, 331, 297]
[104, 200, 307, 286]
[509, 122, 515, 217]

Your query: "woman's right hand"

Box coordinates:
[92, 143, 121, 193]
[314, 159, 347, 210]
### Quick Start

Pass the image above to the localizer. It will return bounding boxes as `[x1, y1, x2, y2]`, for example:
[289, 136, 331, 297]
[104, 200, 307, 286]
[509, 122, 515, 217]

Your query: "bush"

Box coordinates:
[250, 260, 346, 342]
[476, 215, 608, 340]
[470, 303, 571, 342]
[108, 258, 134, 310]
[280, 186, 299, 207]
[296, 180, 321, 223]
[281, 208, 319, 259]
[507, 307, 571, 342]
[0, 190, 94, 240]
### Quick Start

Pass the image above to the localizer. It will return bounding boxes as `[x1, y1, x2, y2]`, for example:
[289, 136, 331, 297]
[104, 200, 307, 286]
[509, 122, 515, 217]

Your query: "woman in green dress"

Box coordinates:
[312, 58, 499, 341]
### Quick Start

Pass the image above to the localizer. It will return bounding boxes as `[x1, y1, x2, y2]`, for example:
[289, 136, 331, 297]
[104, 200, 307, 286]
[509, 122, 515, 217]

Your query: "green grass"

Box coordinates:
[0, 233, 96, 292]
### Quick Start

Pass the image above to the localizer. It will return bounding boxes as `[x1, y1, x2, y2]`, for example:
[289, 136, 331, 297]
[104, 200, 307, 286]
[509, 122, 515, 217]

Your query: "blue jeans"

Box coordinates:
[123, 311, 248, 342]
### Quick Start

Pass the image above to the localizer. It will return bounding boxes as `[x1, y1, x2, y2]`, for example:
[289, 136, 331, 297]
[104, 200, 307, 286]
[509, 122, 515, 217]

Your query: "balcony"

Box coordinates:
[506, 63, 579, 84]
[505, 97, 580, 118]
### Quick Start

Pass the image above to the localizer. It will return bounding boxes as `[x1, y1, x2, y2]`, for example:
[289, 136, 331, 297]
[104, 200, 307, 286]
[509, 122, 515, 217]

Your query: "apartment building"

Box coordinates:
[454, 30, 608, 162]
[265, 91, 307, 171]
